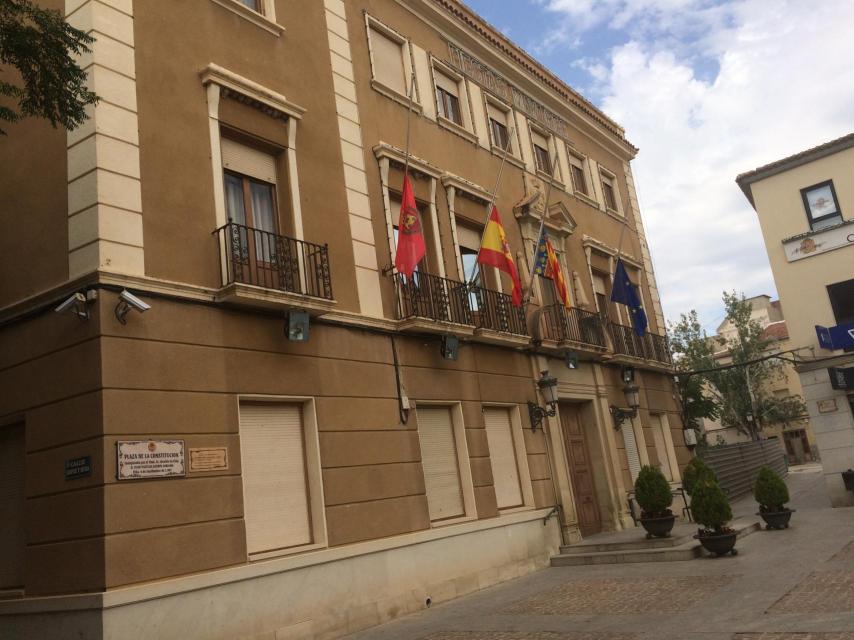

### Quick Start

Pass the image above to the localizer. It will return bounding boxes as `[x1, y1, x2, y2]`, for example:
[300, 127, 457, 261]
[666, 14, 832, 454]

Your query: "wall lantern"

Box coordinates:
[610, 381, 640, 431]
[528, 370, 559, 431]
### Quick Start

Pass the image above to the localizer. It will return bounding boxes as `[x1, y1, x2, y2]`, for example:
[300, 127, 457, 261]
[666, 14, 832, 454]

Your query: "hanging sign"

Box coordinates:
[117, 440, 185, 480]
[816, 322, 854, 350]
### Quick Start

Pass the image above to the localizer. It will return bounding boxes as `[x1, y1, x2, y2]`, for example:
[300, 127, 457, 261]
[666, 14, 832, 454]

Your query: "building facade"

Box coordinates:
[0, 1, 687, 638]
[737, 133, 854, 507]
[702, 295, 817, 463]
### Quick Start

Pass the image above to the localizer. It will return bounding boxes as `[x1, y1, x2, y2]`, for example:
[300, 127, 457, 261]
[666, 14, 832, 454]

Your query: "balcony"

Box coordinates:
[470, 286, 528, 338]
[608, 322, 672, 366]
[214, 222, 334, 310]
[539, 304, 607, 351]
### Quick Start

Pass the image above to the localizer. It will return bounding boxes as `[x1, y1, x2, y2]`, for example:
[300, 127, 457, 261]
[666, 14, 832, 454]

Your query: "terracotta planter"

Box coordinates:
[757, 508, 794, 530]
[694, 530, 738, 557]
[639, 513, 676, 539]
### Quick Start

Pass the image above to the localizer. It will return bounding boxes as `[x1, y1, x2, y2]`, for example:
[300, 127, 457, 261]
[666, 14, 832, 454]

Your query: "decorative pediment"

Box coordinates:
[513, 174, 575, 237]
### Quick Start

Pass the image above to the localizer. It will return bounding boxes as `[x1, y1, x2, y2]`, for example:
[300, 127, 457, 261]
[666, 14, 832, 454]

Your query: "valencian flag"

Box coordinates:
[533, 228, 570, 307]
[394, 173, 426, 278]
[477, 206, 523, 306]
[611, 258, 648, 337]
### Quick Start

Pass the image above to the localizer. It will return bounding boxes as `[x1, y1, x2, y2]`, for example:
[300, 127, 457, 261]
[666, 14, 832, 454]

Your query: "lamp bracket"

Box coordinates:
[528, 401, 557, 431]
[609, 405, 637, 431]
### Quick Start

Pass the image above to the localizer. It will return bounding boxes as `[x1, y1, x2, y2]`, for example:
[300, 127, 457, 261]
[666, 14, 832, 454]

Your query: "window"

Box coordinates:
[486, 101, 512, 152]
[801, 180, 843, 231]
[417, 405, 465, 522]
[0, 424, 24, 589]
[531, 129, 552, 175]
[368, 23, 407, 96]
[239, 403, 318, 556]
[592, 271, 618, 322]
[600, 170, 619, 212]
[238, 0, 261, 11]
[483, 407, 524, 510]
[434, 69, 462, 125]
[649, 413, 674, 482]
[568, 150, 589, 196]
[391, 192, 432, 273]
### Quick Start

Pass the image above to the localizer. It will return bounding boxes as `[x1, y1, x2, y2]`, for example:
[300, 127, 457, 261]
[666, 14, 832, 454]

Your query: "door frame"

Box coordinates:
[558, 401, 603, 537]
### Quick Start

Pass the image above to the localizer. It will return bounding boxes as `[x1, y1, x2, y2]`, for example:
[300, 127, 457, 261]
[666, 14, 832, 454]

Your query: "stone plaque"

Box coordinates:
[189, 447, 229, 472]
[117, 440, 185, 480]
[817, 399, 838, 414]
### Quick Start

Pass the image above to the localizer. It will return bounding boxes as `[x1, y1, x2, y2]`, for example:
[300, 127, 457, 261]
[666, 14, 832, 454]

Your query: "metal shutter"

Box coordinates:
[239, 403, 311, 554]
[649, 414, 673, 481]
[621, 421, 642, 484]
[483, 408, 523, 509]
[370, 26, 406, 94]
[221, 137, 277, 184]
[417, 406, 464, 521]
[0, 423, 25, 588]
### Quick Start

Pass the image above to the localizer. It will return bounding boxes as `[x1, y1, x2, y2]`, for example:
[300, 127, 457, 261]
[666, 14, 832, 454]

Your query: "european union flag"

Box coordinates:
[610, 258, 647, 337]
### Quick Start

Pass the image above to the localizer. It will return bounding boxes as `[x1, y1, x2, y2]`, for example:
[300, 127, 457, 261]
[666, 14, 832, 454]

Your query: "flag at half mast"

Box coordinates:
[533, 228, 570, 307]
[477, 206, 523, 306]
[394, 173, 426, 278]
[610, 258, 648, 337]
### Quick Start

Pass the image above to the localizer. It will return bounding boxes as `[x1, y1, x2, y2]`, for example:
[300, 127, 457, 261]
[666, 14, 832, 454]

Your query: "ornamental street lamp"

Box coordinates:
[610, 381, 641, 430]
[528, 370, 559, 431]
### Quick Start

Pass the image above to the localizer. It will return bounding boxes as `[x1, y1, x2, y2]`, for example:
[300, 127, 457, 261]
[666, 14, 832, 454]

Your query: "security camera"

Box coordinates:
[115, 289, 150, 324]
[55, 292, 89, 320]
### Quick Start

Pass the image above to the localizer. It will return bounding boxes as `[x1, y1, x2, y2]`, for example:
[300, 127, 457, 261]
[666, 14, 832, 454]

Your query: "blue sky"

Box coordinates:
[465, 0, 854, 332]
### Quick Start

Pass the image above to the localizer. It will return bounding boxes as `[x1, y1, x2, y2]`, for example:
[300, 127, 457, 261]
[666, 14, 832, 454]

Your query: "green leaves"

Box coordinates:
[682, 457, 717, 496]
[634, 465, 673, 516]
[691, 478, 732, 532]
[0, 0, 97, 134]
[754, 466, 789, 512]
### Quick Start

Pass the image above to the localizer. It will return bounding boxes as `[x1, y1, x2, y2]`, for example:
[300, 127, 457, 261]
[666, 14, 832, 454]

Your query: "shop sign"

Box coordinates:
[816, 321, 854, 350]
[784, 221, 854, 262]
[189, 447, 229, 472]
[65, 456, 92, 480]
[117, 440, 185, 480]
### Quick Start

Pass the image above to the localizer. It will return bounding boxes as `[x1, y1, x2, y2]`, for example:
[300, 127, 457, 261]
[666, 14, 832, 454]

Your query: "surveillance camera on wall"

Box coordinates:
[54, 291, 94, 320]
[115, 289, 151, 324]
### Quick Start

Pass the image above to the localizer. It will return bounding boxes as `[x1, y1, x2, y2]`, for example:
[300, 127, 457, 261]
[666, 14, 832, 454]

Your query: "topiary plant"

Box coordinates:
[634, 465, 673, 517]
[682, 457, 716, 495]
[691, 478, 732, 534]
[754, 466, 789, 512]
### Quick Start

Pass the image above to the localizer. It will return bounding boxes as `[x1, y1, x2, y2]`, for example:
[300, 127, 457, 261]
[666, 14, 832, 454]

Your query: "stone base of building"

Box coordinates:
[0, 509, 560, 640]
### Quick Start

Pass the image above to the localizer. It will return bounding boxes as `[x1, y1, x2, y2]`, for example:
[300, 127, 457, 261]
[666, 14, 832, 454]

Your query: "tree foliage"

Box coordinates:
[634, 465, 673, 516]
[0, 0, 97, 134]
[691, 478, 732, 532]
[754, 466, 789, 512]
[682, 457, 716, 496]
[670, 292, 807, 439]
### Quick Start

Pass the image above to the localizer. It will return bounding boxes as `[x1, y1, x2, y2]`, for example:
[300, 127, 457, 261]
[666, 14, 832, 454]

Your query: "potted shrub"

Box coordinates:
[682, 457, 716, 496]
[754, 466, 794, 530]
[634, 465, 676, 538]
[691, 478, 738, 556]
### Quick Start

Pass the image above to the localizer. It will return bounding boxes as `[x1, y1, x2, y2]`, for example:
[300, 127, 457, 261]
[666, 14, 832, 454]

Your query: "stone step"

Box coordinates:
[550, 520, 762, 567]
[558, 534, 694, 554]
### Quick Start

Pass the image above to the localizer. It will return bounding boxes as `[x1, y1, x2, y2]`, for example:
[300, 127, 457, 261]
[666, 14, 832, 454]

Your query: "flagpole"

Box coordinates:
[402, 73, 416, 177]
[467, 126, 515, 287]
[523, 155, 561, 304]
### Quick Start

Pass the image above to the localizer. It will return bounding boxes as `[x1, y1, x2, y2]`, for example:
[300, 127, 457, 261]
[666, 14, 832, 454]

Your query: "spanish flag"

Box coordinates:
[533, 228, 570, 308]
[477, 206, 523, 306]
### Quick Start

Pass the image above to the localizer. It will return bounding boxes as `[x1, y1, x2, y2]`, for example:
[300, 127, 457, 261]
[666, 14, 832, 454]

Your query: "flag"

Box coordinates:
[477, 206, 523, 306]
[394, 173, 426, 278]
[610, 258, 648, 337]
[533, 228, 570, 307]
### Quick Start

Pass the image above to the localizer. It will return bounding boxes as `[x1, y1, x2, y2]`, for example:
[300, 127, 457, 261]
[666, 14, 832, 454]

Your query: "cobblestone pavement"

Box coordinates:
[503, 575, 735, 614]
[347, 469, 854, 640]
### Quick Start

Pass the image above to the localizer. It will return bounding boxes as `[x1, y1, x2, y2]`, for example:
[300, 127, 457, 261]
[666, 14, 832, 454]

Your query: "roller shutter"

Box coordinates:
[221, 138, 277, 184]
[483, 408, 523, 509]
[621, 421, 642, 483]
[239, 403, 311, 554]
[417, 406, 464, 521]
[0, 423, 25, 588]
[370, 26, 406, 94]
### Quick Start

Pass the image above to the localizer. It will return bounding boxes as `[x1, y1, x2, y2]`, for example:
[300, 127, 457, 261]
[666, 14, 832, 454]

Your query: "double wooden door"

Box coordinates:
[559, 402, 602, 537]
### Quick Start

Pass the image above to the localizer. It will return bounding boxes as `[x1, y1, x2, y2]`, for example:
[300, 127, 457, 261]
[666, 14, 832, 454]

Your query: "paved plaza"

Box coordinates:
[346, 467, 854, 640]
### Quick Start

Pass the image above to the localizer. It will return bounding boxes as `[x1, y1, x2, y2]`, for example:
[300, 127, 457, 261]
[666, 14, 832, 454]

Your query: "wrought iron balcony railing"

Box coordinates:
[393, 271, 473, 326]
[540, 304, 606, 348]
[215, 222, 333, 300]
[470, 286, 528, 336]
[608, 322, 672, 365]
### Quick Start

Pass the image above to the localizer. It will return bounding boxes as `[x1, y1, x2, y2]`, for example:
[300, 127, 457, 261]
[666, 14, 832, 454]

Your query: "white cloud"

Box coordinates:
[546, 0, 854, 330]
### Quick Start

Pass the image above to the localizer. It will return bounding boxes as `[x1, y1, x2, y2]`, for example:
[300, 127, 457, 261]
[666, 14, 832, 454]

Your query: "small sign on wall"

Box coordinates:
[817, 399, 838, 414]
[189, 447, 229, 472]
[117, 440, 185, 480]
[65, 456, 92, 480]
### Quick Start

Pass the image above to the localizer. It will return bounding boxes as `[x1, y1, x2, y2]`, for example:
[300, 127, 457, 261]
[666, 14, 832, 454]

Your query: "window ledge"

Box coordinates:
[209, 0, 284, 36]
[571, 191, 601, 209]
[605, 206, 624, 218]
[490, 145, 525, 169]
[370, 79, 422, 113]
[536, 169, 564, 190]
[438, 115, 479, 145]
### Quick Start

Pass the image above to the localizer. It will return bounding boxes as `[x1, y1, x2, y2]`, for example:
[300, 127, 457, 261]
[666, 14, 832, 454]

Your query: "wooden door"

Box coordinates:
[559, 403, 602, 536]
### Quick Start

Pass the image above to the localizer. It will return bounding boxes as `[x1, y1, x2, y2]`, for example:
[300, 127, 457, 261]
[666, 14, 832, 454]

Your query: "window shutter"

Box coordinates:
[370, 27, 406, 94]
[486, 102, 508, 126]
[621, 421, 642, 483]
[239, 403, 311, 554]
[483, 408, 523, 509]
[417, 406, 464, 521]
[455, 221, 482, 252]
[434, 69, 459, 96]
[0, 423, 25, 588]
[221, 138, 277, 184]
[592, 273, 607, 296]
[650, 414, 673, 481]
[531, 129, 549, 151]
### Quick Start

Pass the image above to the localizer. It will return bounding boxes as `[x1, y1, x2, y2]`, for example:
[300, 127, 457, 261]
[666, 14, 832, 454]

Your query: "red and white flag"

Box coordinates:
[394, 173, 427, 277]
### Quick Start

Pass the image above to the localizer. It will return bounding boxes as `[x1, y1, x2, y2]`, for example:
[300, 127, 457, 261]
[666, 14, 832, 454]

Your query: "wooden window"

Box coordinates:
[569, 151, 588, 196]
[0, 424, 25, 589]
[434, 70, 462, 125]
[369, 25, 407, 95]
[649, 413, 674, 481]
[600, 171, 619, 211]
[486, 102, 511, 151]
[621, 420, 642, 483]
[417, 406, 465, 522]
[483, 407, 523, 509]
[222, 137, 278, 231]
[239, 403, 312, 555]
[531, 129, 551, 174]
